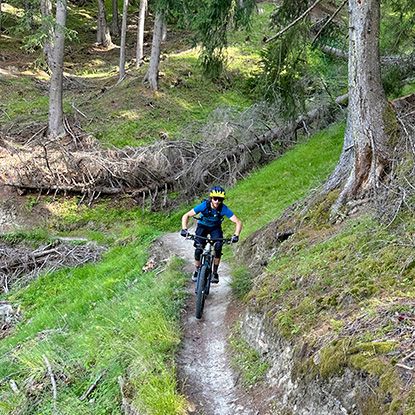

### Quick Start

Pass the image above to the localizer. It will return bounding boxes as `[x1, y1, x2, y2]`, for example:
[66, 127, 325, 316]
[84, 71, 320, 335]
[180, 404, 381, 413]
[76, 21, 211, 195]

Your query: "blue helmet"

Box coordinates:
[209, 186, 226, 199]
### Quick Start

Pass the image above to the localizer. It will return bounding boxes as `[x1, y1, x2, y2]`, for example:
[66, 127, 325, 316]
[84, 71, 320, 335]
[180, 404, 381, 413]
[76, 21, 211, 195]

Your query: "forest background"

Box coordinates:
[0, 0, 415, 414]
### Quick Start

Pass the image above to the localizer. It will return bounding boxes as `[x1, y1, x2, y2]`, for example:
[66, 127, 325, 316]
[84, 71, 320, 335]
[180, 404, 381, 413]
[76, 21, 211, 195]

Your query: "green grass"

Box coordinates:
[222, 123, 344, 236]
[0, 228, 51, 245]
[82, 49, 255, 147]
[0, 231, 188, 414]
[402, 81, 415, 96]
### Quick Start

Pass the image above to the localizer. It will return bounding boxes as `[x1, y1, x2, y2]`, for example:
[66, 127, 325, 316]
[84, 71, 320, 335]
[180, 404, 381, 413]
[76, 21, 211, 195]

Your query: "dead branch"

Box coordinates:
[265, 0, 323, 43]
[396, 363, 414, 372]
[311, 0, 347, 45]
[80, 372, 105, 401]
[43, 355, 58, 414]
[0, 96, 347, 208]
[0, 240, 105, 292]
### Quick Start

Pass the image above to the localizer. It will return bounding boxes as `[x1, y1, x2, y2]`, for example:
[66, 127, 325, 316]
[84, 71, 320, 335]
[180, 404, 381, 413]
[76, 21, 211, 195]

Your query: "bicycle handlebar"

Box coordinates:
[185, 234, 232, 243]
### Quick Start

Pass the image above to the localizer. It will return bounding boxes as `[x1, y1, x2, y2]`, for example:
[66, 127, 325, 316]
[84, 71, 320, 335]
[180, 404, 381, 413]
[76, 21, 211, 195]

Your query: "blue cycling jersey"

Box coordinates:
[193, 200, 234, 228]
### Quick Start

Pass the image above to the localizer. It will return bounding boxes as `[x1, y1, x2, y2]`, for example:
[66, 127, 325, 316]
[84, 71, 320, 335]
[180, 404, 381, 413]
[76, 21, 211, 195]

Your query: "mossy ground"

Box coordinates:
[235, 208, 415, 413]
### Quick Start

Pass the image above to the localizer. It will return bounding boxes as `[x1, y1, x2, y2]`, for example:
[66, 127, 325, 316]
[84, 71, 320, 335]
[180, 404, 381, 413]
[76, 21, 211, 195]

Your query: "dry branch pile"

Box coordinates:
[0, 99, 346, 208]
[0, 240, 106, 293]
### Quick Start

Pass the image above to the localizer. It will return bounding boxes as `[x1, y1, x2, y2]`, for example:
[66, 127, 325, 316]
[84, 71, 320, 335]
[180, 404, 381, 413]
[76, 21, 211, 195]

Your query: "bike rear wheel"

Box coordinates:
[195, 265, 209, 319]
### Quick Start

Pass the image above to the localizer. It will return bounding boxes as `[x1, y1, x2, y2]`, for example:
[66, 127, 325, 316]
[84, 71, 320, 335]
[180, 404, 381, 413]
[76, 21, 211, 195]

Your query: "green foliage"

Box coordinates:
[255, 26, 308, 117]
[0, 234, 188, 414]
[224, 122, 344, 236]
[382, 66, 406, 98]
[252, 1, 317, 116]
[191, 0, 256, 79]
[381, 0, 415, 53]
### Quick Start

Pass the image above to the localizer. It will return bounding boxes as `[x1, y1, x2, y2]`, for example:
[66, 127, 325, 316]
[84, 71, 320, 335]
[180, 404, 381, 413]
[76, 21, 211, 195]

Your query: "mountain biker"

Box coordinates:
[180, 186, 242, 284]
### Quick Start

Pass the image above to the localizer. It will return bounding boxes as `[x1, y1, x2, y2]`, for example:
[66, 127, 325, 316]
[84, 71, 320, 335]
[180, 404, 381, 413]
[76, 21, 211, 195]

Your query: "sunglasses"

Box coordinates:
[212, 197, 224, 202]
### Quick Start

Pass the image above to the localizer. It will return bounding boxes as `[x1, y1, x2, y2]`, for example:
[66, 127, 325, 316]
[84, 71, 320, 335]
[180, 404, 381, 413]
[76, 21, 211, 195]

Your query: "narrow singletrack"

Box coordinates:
[160, 232, 256, 415]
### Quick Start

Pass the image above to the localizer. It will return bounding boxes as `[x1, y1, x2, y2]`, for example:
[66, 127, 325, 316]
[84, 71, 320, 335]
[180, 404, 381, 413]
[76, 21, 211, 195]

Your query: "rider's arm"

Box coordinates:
[229, 215, 242, 236]
[181, 209, 196, 230]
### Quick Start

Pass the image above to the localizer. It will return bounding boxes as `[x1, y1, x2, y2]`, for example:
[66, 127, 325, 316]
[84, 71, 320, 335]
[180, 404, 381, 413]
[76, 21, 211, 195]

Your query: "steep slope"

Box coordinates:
[226, 113, 415, 413]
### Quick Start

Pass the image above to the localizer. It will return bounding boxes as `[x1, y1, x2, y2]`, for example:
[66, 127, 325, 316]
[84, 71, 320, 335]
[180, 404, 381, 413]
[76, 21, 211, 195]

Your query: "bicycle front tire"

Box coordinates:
[195, 265, 208, 319]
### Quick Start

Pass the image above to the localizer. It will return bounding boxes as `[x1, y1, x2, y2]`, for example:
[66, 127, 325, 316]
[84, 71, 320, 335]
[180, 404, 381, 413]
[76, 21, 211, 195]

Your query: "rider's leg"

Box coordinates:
[211, 227, 223, 283]
[193, 224, 208, 280]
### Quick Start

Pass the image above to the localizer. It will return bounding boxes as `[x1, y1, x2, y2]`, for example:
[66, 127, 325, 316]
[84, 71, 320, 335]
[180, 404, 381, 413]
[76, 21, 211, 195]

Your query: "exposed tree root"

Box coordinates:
[324, 94, 415, 222]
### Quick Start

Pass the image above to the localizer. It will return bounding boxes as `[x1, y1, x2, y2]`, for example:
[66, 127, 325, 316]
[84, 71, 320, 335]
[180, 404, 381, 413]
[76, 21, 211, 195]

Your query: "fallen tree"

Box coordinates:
[0, 96, 347, 209]
[0, 239, 105, 293]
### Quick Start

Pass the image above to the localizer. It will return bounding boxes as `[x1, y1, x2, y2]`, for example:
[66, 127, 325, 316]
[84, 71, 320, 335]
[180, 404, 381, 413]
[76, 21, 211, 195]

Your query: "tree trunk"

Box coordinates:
[97, 0, 113, 47]
[119, 0, 129, 81]
[0, 0, 3, 33]
[40, 0, 53, 70]
[323, 114, 354, 193]
[143, 11, 163, 91]
[48, 0, 67, 139]
[331, 0, 397, 208]
[135, 0, 147, 67]
[111, 0, 120, 36]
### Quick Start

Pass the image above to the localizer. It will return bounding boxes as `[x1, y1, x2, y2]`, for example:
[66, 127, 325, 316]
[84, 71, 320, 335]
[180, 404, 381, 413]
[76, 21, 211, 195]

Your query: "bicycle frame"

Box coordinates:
[196, 241, 214, 295]
[186, 234, 231, 319]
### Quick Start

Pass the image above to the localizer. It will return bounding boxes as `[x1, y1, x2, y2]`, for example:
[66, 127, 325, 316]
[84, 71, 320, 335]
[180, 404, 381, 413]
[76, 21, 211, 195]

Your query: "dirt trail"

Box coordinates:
[160, 232, 257, 415]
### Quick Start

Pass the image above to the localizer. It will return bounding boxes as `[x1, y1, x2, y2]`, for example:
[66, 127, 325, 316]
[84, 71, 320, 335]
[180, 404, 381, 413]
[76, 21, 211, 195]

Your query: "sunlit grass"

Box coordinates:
[222, 123, 344, 236]
[0, 227, 188, 414]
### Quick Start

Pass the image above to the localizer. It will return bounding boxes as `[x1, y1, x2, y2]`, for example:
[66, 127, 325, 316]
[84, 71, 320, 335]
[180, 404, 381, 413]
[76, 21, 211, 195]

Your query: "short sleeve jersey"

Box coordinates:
[193, 200, 234, 228]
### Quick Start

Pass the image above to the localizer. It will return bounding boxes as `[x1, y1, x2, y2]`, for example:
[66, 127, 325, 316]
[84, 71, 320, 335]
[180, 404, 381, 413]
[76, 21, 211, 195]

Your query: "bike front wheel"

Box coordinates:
[195, 265, 209, 319]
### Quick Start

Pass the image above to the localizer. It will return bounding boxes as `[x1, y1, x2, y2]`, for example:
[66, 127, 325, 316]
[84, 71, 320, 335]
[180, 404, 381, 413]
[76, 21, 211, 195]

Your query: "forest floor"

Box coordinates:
[160, 231, 273, 415]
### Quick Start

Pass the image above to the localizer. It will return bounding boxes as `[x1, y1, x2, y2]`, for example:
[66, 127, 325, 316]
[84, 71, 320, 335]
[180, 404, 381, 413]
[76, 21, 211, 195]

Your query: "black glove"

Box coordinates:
[180, 228, 188, 238]
[231, 234, 239, 243]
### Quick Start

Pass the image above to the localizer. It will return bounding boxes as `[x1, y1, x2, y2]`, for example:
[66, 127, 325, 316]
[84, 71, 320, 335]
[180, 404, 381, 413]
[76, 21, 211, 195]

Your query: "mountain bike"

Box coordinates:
[186, 234, 231, 320]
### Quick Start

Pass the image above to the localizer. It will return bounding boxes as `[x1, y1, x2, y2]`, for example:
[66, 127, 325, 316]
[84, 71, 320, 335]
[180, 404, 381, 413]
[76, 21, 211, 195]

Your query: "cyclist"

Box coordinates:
[180, 186, 242, 284]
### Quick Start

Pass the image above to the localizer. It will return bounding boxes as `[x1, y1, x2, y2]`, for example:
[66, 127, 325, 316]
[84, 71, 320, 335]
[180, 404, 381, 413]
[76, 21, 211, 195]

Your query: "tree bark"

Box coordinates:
[40, 0, 53, 70]
[97, 0, 113, 47]
[331, 0, 397, 208]
[48, 0, 67, 139]
[119, 0, 129, 81]
[143, 11, 163, 91]
[111, 0, 120, 36]
[135, 0, 147, 67]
